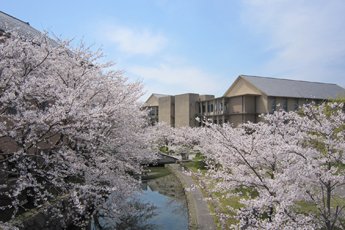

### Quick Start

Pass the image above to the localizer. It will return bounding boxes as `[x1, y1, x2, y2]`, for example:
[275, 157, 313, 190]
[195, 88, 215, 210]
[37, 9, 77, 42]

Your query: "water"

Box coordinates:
[92, 167, 189, 230]
[139, 179, 188, 230]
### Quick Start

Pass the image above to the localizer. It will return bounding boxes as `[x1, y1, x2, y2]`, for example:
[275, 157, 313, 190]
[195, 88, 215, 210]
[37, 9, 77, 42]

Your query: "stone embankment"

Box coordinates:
[167, 164, 216, 230]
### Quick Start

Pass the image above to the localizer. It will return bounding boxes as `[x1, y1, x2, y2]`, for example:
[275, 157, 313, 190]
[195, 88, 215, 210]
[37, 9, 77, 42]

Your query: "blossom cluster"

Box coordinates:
[0, 33, 155, 228]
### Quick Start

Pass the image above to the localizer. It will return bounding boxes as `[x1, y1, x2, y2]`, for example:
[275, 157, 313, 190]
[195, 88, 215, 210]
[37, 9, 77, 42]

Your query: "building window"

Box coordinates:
[271, 97, 276, 113]
[294, 98, 299, 111]
[282, 98, 288, 111]
[208, 104, 213, 112]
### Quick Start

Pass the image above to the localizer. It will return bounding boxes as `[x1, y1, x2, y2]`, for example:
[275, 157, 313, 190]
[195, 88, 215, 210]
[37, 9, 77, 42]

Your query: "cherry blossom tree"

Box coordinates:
[145, 122, 174, 153]
[0, 32, 155, 228]
[197, 103, 345, 229]
[146, 123, 200, 160]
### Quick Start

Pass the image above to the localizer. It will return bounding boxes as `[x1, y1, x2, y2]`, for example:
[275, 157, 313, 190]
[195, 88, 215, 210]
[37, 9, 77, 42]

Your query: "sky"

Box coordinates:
[2, 0, 345, 100]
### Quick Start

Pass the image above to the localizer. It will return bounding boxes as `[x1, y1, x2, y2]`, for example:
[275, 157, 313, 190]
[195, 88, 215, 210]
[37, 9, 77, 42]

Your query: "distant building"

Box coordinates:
[144, 75, 345, 127]
[144, 93, 171, 124]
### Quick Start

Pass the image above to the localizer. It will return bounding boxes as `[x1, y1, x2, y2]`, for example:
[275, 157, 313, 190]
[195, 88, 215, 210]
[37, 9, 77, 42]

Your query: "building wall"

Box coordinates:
[256, 95, 268, 114]
[229, 114, 243, 126]
[224, 77, 262, 97]
[227, 95, 257, 114]
[244, 95, 256, 113]
[227, 114, 257, 126]
[158, 96, 175, 127]
[146, 76, 341, 127]
[267, 96, 276, 113]
[199, 95, 215, 101]
[199, 97, 229, 125]
[287, 98, 299, 111]
[228, 96, 242, 113]
[175, 93, 199, 127]
[228, 96, 257, 126]
[148, 106, 159, 124]
[268, 97, 324, 113]
[145, 95, 160, 107]
[241, 114, 257, 125]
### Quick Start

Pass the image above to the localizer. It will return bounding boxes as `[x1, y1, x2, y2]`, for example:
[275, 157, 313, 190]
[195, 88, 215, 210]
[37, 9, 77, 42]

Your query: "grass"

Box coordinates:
[142, 166, 171, 180]
[182, 155, 243, 229]
[295, 195, 345, 214]
[182, 154, 345, 229]
[183, 153, 208, 174]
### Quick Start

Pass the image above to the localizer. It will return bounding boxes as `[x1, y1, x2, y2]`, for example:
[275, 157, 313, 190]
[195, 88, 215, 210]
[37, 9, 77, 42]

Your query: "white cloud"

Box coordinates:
[241, 0, 345, 85]
[102, 25, 167, 56]
[128, 64, 229, 100]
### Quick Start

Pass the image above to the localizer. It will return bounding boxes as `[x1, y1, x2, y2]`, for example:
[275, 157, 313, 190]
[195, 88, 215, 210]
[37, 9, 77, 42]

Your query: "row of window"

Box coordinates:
[199, 102, 224, 113]
[270, 97, 323, 113]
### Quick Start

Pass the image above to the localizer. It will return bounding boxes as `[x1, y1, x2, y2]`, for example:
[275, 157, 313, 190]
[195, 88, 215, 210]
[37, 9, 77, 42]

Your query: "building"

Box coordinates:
[144, 94, 171, 125]
[144, 75, 345, 127]
[0, 10, 57, 46]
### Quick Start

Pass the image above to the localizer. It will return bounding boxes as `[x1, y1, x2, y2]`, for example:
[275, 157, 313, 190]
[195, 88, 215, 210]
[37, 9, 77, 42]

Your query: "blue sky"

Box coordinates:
[2, 0, 345, 100]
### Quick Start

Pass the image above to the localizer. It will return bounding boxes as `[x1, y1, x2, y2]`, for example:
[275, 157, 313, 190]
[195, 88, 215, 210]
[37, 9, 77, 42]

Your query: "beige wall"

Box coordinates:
[287, 98, 299, 111]
[228, 114, 256, 127]
[223, 77, 270, 114]
[224, 77, 262, 97]
[228, 96, 242, 113]
[227, 95, 257, 114]
[223, 77, 269, 118]
[244, 114, 256, 123]
[229, 114, 243, 126]
[175, 93, 199, 127]
[144, 94, 160, 107]
[256, 95, 268, 114]
[244, 96, 256, 113]
[158, 96, 175, 127]
[199, 95, 215, 101]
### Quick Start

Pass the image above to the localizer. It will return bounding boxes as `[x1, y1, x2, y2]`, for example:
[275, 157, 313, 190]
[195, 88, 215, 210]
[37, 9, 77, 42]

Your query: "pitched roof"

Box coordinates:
[241, 75, 345, 99]
[0, 11, 43, 40]
[143, 93, 171, 107]
[152, 93, 170, 98]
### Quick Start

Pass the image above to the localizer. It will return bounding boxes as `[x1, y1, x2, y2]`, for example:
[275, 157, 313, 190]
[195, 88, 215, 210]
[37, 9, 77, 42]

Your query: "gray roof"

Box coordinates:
[0, 11, 43, 40]
[241, 75, 345, 99]
[0, 11, 58, 48]
[152, 93, 170, 98]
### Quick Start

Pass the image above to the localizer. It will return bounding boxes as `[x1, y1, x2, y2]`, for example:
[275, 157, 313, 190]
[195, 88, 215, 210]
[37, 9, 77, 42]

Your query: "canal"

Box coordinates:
[92, 166, 189, 230]
[140, 166, 188, 230]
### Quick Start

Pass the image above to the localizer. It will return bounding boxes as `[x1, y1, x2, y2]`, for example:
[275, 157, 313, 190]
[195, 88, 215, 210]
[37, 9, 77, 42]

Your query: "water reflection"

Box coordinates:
[93, 167, 188, 230]
[92, 195, 156, 230]
[140, 173, 188, 230]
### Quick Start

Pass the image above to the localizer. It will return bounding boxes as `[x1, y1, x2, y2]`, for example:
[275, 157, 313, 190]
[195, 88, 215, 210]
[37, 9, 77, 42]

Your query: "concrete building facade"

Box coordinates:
[144, 75, 345, 127]
[158, 96, 175, 127]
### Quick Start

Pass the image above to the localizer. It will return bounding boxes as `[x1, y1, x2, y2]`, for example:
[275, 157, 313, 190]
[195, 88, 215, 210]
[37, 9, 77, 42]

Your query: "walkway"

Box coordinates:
[167, 164, 216, 230]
